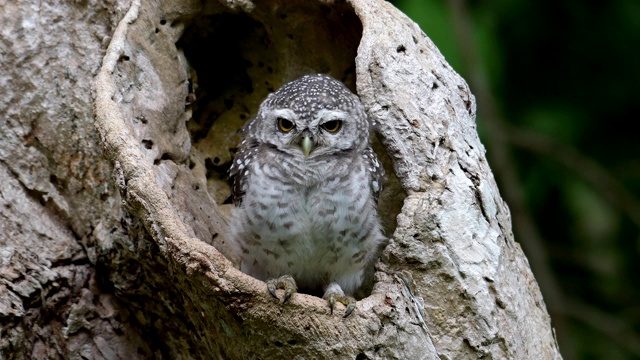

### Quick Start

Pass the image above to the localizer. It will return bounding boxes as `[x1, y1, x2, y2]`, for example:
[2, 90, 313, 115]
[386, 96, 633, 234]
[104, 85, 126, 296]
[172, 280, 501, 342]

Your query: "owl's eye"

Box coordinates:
[278, 117, 295, 132]
[321, 120, 342, 133]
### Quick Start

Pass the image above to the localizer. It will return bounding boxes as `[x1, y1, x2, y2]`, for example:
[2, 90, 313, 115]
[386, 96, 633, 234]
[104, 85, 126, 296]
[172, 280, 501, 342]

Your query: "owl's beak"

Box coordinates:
[302, 136, 314, 157]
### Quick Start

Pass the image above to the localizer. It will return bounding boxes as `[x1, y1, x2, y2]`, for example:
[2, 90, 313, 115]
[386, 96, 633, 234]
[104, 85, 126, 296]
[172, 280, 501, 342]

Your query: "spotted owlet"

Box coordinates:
[229, 74, 386, 317]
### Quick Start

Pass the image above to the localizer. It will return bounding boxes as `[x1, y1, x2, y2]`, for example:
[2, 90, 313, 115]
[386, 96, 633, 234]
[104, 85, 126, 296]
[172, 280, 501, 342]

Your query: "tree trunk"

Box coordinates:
[0, 0, 562, 359]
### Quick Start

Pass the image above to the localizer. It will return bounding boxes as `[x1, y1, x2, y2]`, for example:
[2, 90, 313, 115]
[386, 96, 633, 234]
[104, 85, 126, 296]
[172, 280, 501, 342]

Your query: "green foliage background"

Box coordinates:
[390, 1, 640, 359]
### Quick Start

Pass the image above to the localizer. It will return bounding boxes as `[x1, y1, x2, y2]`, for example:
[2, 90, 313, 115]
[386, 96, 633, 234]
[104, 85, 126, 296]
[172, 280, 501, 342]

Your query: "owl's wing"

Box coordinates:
[364, 147, 385, 201]
[229, 138, 259, 206]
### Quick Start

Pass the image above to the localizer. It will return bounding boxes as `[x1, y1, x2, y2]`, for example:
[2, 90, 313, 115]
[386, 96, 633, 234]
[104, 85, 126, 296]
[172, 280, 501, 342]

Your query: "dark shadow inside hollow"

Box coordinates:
[176, 1, 405, 297]
[178, 13, 258, 144]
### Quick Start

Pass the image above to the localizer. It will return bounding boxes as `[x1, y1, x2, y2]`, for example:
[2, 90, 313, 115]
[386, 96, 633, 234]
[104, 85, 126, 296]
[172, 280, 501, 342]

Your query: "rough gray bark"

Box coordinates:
[0, 1, 153, 358]
[1, 0, 562, 359]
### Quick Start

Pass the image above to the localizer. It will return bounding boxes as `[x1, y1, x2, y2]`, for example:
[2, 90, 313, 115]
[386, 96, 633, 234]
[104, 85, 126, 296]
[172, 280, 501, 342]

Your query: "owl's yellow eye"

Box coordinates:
[321, 120, 342, 133]
[278, 117, 295, 132]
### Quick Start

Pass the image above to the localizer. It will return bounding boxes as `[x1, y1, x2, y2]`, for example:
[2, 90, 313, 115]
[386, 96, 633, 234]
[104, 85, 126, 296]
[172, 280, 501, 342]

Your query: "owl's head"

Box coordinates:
[248, 74, 370, 159]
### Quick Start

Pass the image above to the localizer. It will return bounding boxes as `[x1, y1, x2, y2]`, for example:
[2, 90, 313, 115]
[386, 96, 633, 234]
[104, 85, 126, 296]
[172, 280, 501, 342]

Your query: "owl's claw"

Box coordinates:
[267, 275, 297, 303]
[323, 284, 356, 318]
[343, 298, 357, 318]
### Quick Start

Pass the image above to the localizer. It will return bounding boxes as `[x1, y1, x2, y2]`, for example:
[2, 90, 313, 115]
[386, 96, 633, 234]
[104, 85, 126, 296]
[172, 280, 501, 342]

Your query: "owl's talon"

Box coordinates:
[327, 294, 336, 315]
[323, 284, 356, 317]
[266, 275, 297, 303]
[283, 287, 295, 303]
[267, 284, 279, 300]
[343, 299, 356, 318]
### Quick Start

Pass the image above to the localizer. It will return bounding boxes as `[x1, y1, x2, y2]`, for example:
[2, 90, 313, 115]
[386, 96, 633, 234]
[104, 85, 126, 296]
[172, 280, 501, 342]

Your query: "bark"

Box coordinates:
[0, 0, 562, 359]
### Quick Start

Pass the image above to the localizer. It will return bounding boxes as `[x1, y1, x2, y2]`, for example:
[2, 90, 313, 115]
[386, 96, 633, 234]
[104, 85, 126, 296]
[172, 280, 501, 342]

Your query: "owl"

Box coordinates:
[229, 74, 386, 317]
